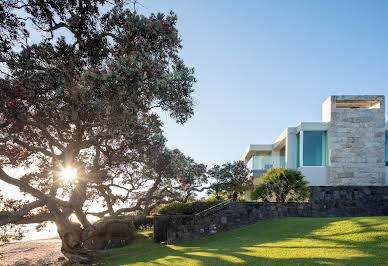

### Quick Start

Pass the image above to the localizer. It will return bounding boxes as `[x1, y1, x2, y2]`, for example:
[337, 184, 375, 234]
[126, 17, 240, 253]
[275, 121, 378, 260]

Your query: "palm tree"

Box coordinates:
[251, 168, 310, 202]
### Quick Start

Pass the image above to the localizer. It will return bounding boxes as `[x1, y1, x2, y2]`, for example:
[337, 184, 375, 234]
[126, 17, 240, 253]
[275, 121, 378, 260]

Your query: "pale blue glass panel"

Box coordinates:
[303, 131, 327, 166]
[252, 153, 272, 170]
[280, 147, 286, 167]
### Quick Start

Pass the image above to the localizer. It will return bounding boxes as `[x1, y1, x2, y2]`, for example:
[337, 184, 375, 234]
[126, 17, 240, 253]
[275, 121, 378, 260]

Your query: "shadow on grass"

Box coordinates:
[97, 216, 388, 266]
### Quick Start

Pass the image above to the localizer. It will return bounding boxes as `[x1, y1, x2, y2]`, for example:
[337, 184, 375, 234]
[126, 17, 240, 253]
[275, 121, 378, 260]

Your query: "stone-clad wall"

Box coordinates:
[325, 95, 386, 185]
[154, 202, 310, 244]
[310, 186, 388, 216]
[154, 186, 388, 244]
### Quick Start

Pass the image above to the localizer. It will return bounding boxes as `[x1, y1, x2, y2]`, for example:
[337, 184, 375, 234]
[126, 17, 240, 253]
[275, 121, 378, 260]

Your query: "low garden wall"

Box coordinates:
[154, 186, 388, 244]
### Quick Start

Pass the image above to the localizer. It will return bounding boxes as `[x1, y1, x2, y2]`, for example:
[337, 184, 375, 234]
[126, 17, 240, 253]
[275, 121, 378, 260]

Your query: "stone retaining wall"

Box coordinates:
[154, 186, 388, 244]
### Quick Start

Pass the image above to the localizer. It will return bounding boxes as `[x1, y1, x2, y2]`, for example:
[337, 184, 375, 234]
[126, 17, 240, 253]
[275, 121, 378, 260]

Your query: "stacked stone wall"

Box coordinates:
[325, 95, 385, 185]
[154, 186, 388, 244]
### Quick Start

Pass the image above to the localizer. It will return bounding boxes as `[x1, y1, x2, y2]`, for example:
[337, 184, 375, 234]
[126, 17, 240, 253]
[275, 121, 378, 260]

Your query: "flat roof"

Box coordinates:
[240, 144, 272, 161]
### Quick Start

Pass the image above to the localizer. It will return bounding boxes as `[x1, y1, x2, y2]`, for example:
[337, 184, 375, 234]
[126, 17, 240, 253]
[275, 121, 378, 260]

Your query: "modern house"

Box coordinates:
[241, 95, 388, 199]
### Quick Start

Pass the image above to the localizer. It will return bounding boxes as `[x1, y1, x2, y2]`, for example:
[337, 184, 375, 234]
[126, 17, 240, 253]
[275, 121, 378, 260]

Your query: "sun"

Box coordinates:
[59, 167, 78, 182]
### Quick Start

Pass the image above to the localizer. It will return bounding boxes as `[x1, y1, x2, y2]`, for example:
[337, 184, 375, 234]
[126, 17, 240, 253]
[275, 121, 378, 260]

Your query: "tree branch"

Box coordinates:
[0, 200, 45, 226]
[0, 169, 69, 207]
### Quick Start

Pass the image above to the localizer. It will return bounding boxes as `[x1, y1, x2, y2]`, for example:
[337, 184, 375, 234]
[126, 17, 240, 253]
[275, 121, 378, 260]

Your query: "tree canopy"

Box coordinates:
[0, 0, 200, 262]
[208, 161, 252, 201]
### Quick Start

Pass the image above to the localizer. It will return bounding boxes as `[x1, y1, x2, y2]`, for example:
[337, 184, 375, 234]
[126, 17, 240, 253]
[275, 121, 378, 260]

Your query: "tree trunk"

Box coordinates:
[232, 191, 238, 202]
[56, 221, 94, 263]
[56, 217, 136, 263]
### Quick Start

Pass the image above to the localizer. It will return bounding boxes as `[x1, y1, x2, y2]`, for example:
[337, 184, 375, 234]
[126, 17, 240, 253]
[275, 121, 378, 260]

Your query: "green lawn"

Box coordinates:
[97, 216, 388, 265]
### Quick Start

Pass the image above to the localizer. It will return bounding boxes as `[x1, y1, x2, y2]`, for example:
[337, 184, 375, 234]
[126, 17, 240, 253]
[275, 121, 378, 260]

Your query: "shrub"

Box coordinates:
[207, 195, 227, 201]
[251, 167, 310, 202]
[158, 200, 224, 215]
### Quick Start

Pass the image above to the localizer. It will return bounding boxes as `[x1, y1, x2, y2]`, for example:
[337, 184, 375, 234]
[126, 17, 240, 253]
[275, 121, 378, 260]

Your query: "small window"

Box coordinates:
[335, 100, 380, 109]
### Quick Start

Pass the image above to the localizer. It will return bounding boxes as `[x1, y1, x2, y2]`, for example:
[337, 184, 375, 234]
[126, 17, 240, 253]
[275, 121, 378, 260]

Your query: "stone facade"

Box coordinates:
[154, 186, 388, 244]
[324, 95, 386, 185]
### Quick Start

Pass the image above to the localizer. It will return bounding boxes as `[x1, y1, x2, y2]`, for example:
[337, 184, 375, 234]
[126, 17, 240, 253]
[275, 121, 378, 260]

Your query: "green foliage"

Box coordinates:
[158, 200, 224, 215]
[207, 194, 227, 201]
[251, 167, 310, 202]
[0, 0, 199, 255]
[208, 161, 252, 201]
[206, 183, 227, 200]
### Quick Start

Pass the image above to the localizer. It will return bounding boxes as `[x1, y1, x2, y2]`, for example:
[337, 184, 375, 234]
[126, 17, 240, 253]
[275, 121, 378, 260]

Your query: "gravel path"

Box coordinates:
[0, 238, 63, 266]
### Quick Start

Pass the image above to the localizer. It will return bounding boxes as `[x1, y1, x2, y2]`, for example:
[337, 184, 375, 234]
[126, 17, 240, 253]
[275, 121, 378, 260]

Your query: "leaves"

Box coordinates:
[208, 161, 253, 201]
[0, 0, 197, 251]
[251, 167, 310, 203]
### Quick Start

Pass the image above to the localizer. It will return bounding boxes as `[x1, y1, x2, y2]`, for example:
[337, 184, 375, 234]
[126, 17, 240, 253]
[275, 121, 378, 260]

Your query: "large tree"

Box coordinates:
[0, 0, 197, 262]
[208, 161, 252, 201]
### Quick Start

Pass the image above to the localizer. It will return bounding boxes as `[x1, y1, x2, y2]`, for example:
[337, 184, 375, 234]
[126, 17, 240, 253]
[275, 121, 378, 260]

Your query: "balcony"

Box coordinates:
[251, 164, 273, 177]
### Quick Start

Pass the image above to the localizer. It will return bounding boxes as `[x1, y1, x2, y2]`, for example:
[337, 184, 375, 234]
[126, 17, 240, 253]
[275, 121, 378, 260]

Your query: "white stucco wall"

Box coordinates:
[286, 129, 297, 169]
[298, 166, 329, 186]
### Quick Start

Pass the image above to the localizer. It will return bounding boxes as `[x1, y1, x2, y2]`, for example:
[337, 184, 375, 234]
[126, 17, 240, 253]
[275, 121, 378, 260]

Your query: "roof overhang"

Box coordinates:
[240, 144, 273, 161]
[295, 122, 329, 133]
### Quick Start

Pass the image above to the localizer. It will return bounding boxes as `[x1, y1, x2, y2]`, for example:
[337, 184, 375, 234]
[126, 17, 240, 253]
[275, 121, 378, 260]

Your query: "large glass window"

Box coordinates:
[252, 153, 272, 170]
[385, 130, 388, 166]
[246, 153, 271, 170]
[279, 147, 286, 167]
[303, 131, 328, 166]
[296, 133, 300, 168]
[246, 153, 272, 171]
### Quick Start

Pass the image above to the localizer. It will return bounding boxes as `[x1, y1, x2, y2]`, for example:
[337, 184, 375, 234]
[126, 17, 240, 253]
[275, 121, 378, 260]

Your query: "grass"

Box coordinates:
[96, 216, 388, 265]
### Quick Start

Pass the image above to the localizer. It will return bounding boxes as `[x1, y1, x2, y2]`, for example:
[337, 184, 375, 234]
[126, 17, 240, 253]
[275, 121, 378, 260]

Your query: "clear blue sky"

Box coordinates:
[138, 0, 388, 167]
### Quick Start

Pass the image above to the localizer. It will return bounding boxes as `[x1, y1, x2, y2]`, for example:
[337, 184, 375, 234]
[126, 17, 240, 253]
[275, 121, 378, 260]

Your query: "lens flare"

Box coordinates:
[59, 167, 77, 182]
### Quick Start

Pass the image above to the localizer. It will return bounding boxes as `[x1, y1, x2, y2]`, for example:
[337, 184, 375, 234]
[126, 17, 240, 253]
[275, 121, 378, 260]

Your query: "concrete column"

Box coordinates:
[286, 129, 297, 169]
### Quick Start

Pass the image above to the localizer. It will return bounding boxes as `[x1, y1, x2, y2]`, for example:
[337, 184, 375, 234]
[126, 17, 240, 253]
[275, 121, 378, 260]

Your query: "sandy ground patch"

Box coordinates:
[0, 238, 63, 266]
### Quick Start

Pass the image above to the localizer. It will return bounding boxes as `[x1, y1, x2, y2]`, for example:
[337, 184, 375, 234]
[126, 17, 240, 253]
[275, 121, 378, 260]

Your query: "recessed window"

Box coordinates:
[335, 100, 380, 109]
[280, 147, 286, 167]
[303, 131, 328, 166]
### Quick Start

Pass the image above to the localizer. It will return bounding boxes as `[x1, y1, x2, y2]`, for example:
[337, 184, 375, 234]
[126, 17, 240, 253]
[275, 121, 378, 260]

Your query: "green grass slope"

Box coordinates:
[97, 216, 388, 265]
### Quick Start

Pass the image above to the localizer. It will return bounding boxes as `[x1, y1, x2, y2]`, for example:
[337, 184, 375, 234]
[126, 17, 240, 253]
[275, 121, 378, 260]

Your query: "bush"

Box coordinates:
[207, 194, 227, 201]
[158, 200, 224, 215]
[251, 167, 310, 202]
